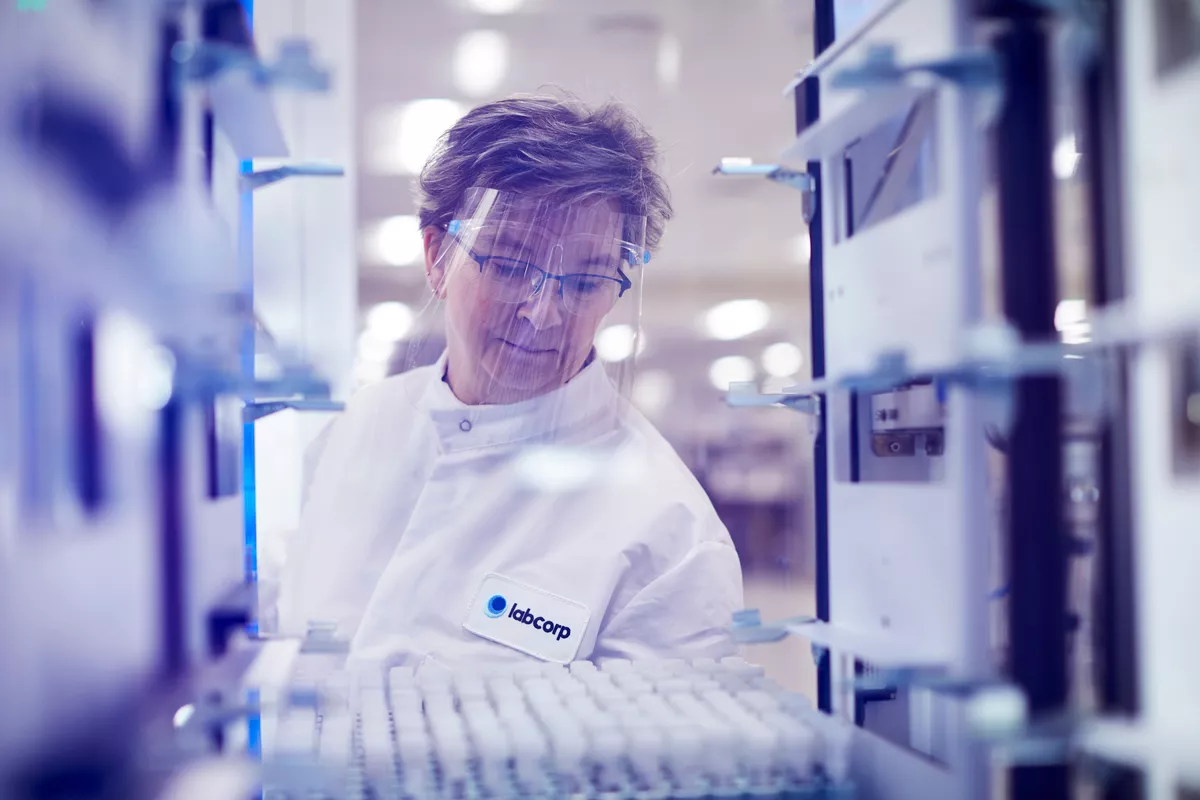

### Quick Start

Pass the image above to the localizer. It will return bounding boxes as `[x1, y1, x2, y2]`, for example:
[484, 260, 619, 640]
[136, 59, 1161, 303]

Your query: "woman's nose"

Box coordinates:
[516, 243, 567, 329]
[517, 279, 565, 329]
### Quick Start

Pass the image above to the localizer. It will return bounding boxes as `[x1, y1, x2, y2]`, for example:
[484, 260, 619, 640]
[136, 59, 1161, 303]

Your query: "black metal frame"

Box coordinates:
[1083, 0, 1141, 720]
[72, 315, 104, 514]
[804, 0, 836, 715]
[980, 4, 1071, 797]
[159, 397, 187, 677]
[1081, 1, 1144, 798]
[155, 7, 189, 681]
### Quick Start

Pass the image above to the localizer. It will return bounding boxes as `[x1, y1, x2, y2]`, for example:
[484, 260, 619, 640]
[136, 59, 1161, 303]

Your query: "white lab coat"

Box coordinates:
[277, 355, 744, 667]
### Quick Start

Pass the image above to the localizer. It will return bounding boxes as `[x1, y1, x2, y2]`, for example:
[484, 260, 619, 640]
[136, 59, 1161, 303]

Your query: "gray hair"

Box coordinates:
[417, 93, 673, 251]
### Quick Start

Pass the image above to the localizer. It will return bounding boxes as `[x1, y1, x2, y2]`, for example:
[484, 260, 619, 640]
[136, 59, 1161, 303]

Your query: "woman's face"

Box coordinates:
[425, 196, 629, 405]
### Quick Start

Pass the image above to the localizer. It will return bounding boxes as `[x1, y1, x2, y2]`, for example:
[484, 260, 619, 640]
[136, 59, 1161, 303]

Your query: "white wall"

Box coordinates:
[249, 0, 357, 620]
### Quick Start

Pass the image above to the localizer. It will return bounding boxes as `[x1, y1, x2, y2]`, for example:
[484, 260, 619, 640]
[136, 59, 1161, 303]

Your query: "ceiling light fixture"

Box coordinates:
[704, 299, 771, 341]
[368, 99, 466, 176]
[761, 342, 804, 377]
[656, 33, 681, 88]
[453, 30, 509, 97]
[708, 355, 756, 390]
[595, 324, 646, 362]
[366, 301, 415, 342]
[366, 215, 424, 267]
[466, 0, 524, 14]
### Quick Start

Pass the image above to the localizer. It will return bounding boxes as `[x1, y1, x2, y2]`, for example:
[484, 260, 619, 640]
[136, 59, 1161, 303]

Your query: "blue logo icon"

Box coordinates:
[485, 594, 507, 618]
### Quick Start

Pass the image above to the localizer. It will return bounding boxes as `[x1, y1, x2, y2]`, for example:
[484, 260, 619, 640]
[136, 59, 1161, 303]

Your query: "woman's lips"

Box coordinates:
[499, 338, 555, 354]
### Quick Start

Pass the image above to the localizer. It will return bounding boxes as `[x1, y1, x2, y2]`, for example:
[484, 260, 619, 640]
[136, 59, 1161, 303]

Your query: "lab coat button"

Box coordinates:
[460, 419, 472, 432]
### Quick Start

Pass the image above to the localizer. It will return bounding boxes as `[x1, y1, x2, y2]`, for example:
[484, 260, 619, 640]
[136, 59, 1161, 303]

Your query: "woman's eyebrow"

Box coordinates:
[577, 254, 618, 268]
[489, 230, 545, 250]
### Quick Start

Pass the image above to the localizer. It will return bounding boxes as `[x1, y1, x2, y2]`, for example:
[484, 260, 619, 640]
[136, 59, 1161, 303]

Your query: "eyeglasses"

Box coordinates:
[449, 235, 633, 316]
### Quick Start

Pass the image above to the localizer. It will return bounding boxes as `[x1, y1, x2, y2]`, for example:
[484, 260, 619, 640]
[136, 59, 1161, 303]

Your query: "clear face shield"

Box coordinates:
[398, 187, 648, 430]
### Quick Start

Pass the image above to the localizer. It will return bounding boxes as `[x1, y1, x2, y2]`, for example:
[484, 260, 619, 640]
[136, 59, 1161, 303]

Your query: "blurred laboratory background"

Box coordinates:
[5, 0, 1198, 798]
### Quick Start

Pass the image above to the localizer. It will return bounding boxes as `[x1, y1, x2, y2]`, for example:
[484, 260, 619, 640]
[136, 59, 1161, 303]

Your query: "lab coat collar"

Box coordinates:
[421, 352, 621, 452]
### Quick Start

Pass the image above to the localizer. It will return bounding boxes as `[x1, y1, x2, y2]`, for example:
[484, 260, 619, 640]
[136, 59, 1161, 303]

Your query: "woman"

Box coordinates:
[278, 94, 743, 667]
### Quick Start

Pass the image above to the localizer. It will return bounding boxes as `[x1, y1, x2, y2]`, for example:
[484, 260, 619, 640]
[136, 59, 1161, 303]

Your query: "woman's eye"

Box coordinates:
[568, 278, 606, 294]
[489, 260, 527, 278]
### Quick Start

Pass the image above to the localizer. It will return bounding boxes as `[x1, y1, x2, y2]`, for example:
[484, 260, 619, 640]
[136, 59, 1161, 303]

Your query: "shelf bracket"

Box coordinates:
[711, 160, 817, 223]
[725, 381, 821, 416]
[243, 398, 344, 424]
[240, 163, 344, 191]
[829, 44, 1002, 90]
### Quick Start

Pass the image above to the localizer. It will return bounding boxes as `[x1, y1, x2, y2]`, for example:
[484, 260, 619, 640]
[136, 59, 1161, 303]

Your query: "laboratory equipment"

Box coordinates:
[745, 1, 995, 796]
[721, 0, 1199, 798]
[251, 652, 854, 800]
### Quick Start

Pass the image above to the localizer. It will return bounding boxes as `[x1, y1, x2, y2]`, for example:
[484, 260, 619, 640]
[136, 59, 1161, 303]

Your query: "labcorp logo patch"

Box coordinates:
[502, 599, 572, 642]
[464, 574, 589, 662]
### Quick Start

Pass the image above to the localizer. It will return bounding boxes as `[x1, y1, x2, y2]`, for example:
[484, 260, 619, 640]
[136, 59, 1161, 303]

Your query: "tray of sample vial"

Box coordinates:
[262, 656, 855, 800]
